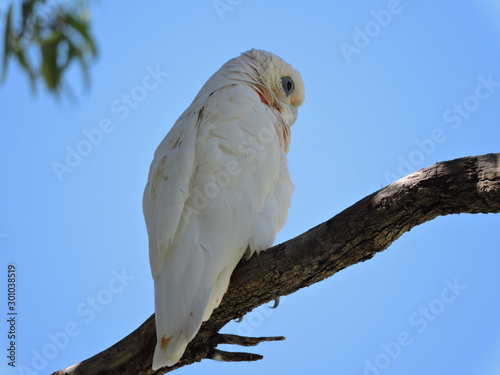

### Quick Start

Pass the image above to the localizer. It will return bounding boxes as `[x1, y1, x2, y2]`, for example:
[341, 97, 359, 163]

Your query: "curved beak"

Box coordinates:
[289, 105, 298, 126]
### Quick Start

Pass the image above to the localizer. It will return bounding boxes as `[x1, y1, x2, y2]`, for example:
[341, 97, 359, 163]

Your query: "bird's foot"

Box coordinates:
[207, 333, 285, 363]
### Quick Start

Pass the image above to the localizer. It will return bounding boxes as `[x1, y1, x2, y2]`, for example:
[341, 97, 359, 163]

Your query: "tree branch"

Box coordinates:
[52, 152, 500, 375]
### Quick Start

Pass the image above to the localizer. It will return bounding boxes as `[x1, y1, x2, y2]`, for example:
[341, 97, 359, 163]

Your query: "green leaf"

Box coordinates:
[63, 14, 97, 56]
[1, 0, 98, 97]
[17, 49, 36, 92]
[2, 4, 14, 81]
[40, 32, 62, 91]
[21, 0, 35, 35]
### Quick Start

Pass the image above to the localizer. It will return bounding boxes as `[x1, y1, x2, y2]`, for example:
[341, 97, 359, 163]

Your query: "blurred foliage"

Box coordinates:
[1, 0, 97, 95]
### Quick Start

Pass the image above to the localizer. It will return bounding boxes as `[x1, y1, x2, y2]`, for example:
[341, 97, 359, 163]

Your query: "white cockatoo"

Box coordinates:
[143, 49, 305, 370]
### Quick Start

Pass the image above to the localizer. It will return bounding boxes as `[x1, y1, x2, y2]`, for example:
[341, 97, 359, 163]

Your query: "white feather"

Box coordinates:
[143, 49, 304, 369]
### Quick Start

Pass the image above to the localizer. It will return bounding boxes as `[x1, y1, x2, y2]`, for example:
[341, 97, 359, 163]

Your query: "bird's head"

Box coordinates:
[240, 49, 305, 127]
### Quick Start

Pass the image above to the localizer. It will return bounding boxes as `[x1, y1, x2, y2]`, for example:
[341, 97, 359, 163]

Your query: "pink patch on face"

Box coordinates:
[257, 90, 270, 106]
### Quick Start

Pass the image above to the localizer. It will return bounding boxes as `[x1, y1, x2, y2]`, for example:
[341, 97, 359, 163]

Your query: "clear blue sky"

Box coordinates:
[1, 1, 500, 374]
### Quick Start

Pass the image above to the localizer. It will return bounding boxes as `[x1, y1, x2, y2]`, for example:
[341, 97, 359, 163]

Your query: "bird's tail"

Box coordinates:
[152, 250, 241, 369]
[152, 331, 188, 370]
[152, 280, 216, 370]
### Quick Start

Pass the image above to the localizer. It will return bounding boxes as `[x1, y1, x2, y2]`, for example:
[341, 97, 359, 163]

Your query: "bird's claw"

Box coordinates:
[270, 297, 280, 309]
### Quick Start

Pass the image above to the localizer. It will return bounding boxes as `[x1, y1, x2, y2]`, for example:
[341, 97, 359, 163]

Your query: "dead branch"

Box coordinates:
[52, 152, 500, 375]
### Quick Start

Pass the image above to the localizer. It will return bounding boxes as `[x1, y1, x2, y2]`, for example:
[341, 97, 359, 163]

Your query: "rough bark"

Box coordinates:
[52, 152, 500, 375]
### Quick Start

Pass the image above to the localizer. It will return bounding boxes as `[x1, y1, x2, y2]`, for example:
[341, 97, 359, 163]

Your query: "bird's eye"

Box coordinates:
[281, 76, 295, 96]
